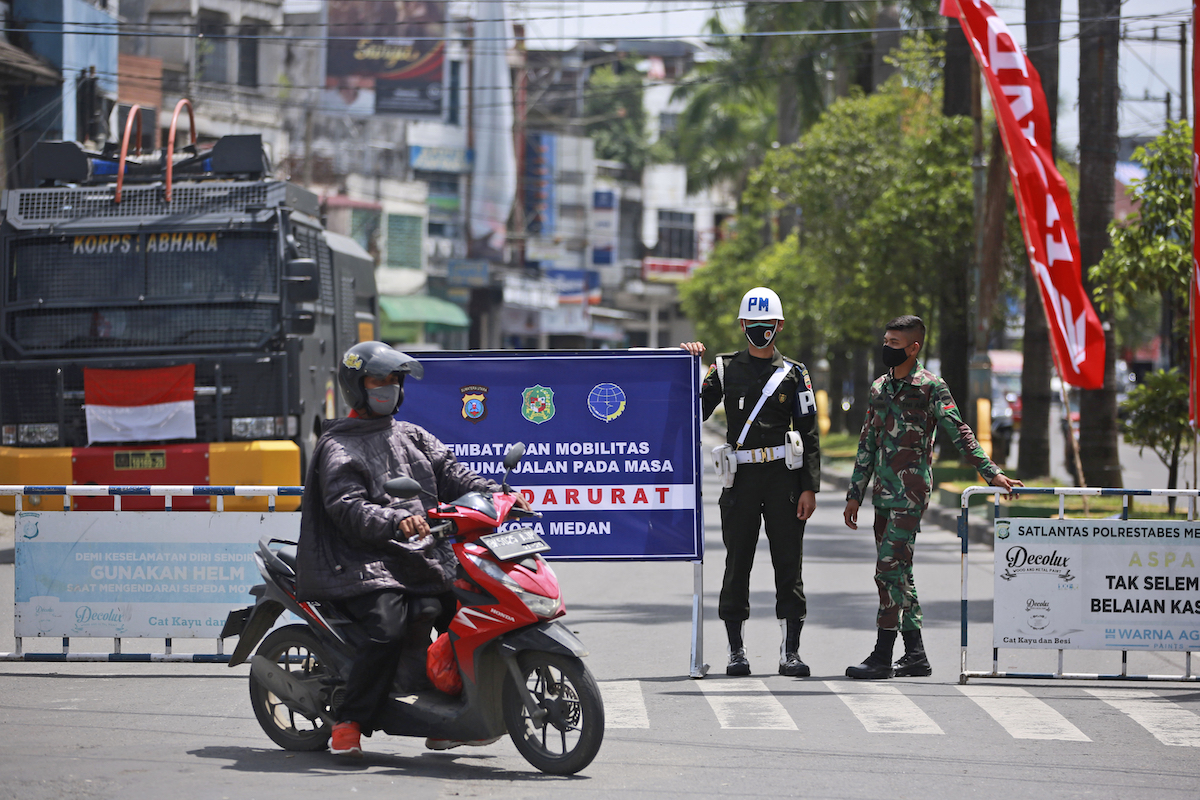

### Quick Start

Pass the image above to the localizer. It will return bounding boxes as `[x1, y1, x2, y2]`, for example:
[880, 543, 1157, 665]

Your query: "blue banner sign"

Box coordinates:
[398, 350, 703, 561]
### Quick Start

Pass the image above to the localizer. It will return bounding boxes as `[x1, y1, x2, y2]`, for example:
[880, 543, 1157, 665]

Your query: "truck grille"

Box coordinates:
[8, 183, 272, 227]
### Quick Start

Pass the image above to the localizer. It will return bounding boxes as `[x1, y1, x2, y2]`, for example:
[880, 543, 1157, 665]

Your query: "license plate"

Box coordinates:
[479, 528, 550, 561]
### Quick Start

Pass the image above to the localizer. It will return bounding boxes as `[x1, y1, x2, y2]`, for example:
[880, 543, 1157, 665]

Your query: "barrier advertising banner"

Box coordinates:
[399, 350, 703, 561]
[14, 511, 297, 639]
[993, 518, 1200, 651]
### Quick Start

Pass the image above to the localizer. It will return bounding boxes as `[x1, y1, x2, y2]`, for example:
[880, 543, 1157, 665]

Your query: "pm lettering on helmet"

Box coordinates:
[748, 296, 770, 314]
[343, 352, 364, 370]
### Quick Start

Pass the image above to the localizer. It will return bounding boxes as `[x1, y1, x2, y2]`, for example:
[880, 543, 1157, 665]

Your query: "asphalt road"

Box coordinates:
[1, 462, 1198, 799]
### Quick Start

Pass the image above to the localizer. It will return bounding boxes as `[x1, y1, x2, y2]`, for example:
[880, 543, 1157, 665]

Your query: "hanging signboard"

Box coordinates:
[993, 518, 1200, 651]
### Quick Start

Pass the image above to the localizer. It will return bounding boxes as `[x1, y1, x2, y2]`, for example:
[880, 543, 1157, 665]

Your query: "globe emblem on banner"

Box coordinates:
[588, 383, 626, 423]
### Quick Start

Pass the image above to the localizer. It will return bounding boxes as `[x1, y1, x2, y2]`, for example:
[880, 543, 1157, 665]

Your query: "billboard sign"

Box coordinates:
[325, 1, 446, 117]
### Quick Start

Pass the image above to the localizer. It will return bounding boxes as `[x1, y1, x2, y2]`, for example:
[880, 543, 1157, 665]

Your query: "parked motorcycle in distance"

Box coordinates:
[220, 443, 605, 775]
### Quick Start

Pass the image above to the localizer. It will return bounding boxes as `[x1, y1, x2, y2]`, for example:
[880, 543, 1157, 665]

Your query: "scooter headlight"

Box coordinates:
[464, 552, 562, 619]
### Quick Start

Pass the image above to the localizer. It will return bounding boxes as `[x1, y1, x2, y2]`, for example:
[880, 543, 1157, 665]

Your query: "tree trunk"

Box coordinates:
[828, 345, 849, 434]
[979, 124, 1007, 344]
[852, 345, 871, 432]
[938, 22, 972, 460]
[1077, 0, 1123, 488]
[1018, 0, 1060, 479]
[1168, 442, 1179, 514]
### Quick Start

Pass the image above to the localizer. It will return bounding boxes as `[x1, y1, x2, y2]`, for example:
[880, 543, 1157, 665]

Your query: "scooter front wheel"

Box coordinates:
[249, 625, 336, 751]
[502, 652, 604, 775]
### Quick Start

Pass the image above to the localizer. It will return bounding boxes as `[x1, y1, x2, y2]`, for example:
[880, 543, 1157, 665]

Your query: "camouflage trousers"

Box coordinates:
[873, 508, 923, 632]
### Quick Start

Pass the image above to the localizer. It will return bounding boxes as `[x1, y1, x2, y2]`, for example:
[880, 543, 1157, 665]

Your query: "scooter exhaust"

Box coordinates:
[249, 655, 335, 726]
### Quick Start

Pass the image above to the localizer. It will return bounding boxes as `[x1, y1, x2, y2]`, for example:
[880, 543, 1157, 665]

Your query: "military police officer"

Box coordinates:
[842, 315, 1021, 679]
[681, 287, 821, 677]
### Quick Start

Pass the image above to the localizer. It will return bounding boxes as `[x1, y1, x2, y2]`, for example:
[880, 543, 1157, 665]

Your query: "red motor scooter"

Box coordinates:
[221, 443, 604, 775]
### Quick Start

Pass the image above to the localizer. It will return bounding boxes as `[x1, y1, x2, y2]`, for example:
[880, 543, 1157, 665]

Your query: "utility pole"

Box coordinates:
[1120, 25, 1189, 124]
[968, 59, 991, 437]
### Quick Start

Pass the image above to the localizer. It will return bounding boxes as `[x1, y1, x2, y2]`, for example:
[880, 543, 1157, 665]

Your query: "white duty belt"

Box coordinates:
[734, 445, 786, 464]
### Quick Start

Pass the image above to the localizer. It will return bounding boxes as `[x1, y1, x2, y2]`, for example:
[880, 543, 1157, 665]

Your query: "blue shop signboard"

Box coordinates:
[398, 350, 703, 561]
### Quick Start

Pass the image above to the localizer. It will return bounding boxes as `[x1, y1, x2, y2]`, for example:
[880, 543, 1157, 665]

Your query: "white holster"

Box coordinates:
[712, 444, 737, 488]
[784, 431, 804, 471]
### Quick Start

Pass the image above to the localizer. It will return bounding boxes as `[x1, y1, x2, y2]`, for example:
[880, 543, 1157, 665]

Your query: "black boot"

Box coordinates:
[778, 618, 810, 677]
[725, 620, 750, 676]
[845, 629, 897, 680]
[893, 629, 932, 677]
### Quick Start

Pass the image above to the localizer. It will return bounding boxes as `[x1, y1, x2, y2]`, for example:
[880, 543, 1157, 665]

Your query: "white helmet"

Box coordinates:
[738, 287, 784, 321]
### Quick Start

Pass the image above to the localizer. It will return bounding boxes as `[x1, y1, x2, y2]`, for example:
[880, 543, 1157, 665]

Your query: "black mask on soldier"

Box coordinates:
[881, 344, 911, 369]
[744, 322, 778, 349]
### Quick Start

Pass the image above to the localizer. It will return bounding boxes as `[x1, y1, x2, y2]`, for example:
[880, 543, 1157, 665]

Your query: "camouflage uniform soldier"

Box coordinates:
[843, 315, 1020, 680]
[682, 287, 821, 677]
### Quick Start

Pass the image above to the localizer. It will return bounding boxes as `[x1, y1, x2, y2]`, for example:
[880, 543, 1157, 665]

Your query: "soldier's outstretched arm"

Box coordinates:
[931, 381, 1002, 484]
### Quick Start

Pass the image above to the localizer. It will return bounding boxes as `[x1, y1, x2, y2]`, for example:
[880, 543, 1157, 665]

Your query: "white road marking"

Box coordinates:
[698, 679, 798, 730]
[958, 685, 1091, 741]
[600, 680, 650, 729]
[825, 681, 944, 734]
[1086, 688, 1200, 747]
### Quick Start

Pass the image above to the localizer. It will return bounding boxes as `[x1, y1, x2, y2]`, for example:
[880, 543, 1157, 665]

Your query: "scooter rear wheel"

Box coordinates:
[502, 652, 604, 775]
[249, 625, 336, 751]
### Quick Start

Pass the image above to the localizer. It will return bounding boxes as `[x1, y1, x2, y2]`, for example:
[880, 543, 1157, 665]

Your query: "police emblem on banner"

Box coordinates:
[521, 385, 555, 424]
[460, 385, 488, 423]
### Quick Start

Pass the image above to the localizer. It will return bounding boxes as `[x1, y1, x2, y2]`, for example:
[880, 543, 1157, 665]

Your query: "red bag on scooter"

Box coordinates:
[427, 632, 462, 695]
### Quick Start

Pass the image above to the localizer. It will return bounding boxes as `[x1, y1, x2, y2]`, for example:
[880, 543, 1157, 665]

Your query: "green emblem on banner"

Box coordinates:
[521, 385, 556, 424]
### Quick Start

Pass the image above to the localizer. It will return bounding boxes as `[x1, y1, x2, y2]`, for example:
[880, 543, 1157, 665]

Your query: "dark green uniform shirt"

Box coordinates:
[700, 349, 822, 494]
[847, 362, 1001, 510]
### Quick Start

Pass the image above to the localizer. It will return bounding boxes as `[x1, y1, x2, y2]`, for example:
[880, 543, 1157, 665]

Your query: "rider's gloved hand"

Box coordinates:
[395, 513, 430, 541]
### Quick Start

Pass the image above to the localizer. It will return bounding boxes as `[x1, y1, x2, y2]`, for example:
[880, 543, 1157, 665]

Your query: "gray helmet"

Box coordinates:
[337, 341, 424, 414]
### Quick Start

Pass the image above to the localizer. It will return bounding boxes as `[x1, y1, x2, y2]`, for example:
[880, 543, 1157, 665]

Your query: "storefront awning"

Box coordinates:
[378, 295, 470, 342]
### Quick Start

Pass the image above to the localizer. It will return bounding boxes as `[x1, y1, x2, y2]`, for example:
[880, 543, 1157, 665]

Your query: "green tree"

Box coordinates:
[1090, 121, 1193, 370]
[584, 59, 652, 173]
[1120, 369, 1193, 512]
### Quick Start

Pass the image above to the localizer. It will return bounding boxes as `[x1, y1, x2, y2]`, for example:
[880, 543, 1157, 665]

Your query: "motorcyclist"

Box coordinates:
[295, 341, 525, 757]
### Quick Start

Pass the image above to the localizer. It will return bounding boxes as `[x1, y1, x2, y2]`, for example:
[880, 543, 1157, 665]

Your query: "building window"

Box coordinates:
[659, 112, 679, 134]
[448, 61, 461, 125]
[238, 23, 261, 87]
[657, 211, 695, 260]
[197, 15, 229, 84]
[386, 213, 423, 270]
[413, 170, 459, 198]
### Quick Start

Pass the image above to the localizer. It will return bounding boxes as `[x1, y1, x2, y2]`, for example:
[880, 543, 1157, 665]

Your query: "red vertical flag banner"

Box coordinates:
[1191, 0, 1199, 425]
[942, 0, 1105, 388]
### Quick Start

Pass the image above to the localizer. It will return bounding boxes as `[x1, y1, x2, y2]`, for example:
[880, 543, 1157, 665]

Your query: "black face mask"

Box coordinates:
[744, 322, 777, 349]
[881, 344, 911, 369]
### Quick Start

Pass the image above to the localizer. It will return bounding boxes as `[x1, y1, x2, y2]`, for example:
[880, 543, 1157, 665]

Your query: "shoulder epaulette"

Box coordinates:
[714, 352, 736, 389]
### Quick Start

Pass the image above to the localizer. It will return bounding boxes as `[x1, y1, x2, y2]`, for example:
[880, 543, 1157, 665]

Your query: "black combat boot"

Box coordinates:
[725, 620, 751, 676]
[778, 618, 810, 677]
[845, 629, 897, 680]
[893, 629, 932, 677]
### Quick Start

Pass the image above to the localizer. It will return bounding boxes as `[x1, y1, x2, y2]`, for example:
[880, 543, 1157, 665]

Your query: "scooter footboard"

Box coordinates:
[499, 621, 588, 658]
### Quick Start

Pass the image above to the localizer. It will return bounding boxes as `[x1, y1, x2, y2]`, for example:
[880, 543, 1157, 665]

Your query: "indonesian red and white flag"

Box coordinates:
[942, 0, 1105, 389]
[84, 364, 197, 444]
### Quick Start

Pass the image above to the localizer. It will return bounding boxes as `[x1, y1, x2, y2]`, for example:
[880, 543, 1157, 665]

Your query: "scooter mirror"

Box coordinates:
[503, 442, 526, 470]
[383, 477, 422, 499]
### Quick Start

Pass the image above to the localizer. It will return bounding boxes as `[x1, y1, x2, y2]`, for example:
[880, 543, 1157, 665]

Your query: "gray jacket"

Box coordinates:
[295, 416, 499, 601]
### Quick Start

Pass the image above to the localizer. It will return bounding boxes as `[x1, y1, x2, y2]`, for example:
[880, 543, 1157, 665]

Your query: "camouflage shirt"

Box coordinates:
[847, 362, 1002, 510]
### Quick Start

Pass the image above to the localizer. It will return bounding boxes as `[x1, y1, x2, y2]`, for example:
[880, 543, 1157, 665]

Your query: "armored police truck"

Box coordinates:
[0, 133, 376, 510]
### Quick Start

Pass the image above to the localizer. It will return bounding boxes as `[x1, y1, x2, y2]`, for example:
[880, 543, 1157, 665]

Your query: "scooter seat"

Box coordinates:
[275, 545, 298, 570]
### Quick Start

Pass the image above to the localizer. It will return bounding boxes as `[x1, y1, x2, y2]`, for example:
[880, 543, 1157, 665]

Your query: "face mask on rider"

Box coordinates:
[366, 384, 401, 416]
[744, 322, 777, 349]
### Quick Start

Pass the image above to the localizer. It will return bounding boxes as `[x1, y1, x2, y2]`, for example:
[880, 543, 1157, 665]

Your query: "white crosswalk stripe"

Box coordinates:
[824, 681, 944, 734]
[1086, 688, 1200, 747]
[599, 680, 650, 729]
[957, 685, 1091, 741]
[698, 679, 798, 730]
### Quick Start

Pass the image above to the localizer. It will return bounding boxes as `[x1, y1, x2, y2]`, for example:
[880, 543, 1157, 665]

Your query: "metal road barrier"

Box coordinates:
[0, 484, 301, 662]
[958, 486, 1199, 683]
